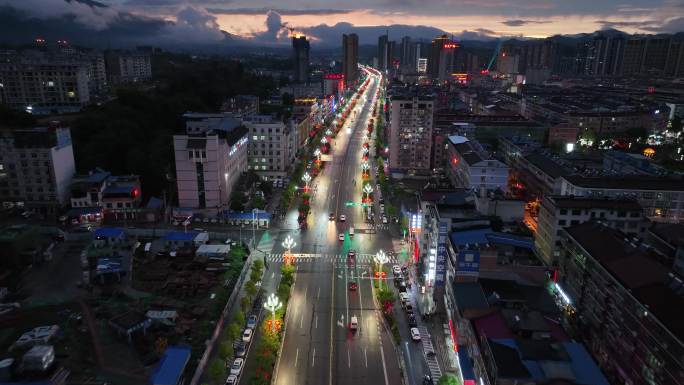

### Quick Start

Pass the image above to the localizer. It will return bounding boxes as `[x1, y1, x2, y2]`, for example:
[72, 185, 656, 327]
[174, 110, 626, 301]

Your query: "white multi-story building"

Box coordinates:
[559, 175, 684, 223]
[105, 50, 151, 84]
[174, 113, 249, 210]
[0, 51, 90, 114]
[244, 115, 298, 181]
[446, 135, 509, 192]
[388, 93, 434, 175]
[535, 195, 646, 265]
[0, 124, 76, 214]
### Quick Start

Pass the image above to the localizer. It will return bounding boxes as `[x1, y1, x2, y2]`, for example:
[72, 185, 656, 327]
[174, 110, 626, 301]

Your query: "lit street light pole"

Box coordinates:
[302, 172, 312, 192]
[374, 250, 388, 290]
[282, 235, 296, 264]
[264, 293, 283, 333]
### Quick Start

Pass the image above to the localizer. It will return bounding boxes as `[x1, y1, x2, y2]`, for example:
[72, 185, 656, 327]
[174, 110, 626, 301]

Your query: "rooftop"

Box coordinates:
[564, 222, 684, 342]
[164, 231, 199, 242]
[150, 346, 192, 385]
[545, 195, 642, 211]
[563, 175, 684, 191]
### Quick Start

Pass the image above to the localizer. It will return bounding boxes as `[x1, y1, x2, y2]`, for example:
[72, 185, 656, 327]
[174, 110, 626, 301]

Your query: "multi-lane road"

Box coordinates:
[273, 70, 401, 385]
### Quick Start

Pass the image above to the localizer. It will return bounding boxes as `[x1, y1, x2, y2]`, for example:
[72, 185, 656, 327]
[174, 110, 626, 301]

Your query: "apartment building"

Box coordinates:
[244, 115, 298, 181]
[535, 195, 645, 265]
[560, 175, 684, 222]
[105, 50, 152, 84]
[174, 113, 248, 210]
[446, 135, 509, 192]
[558, 222, 684, 385]
[388, 93, 434, 175]
[0, 125, 76, 214]
[0, 51, 90, 114]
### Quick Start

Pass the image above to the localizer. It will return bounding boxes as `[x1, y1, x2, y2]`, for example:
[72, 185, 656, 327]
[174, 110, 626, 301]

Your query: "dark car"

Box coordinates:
[408, 314, 417, 327]
[234, 342, 246, 357]
[329, 213, 335, 221]
[401, 266, 409, 276]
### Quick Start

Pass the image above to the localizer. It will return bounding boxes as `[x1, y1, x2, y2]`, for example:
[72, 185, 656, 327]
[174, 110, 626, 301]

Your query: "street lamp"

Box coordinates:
[374, 250, 389, 289]
[302, 172, 312, 191]
[282, 235, 296, 264]
[325, 129, 332, 136]
[321, 137, 328, 145]
[264, 293, 283, 333]
[361, 161, 370, 175]
[363, 183, 373, 196]
[314, 148, 321, 161]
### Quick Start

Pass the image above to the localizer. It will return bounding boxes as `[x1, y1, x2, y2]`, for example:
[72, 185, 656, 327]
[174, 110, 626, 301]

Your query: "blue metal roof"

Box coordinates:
[227, 212, 271, 220]
[93, 227, 125, 239]
[486, 232, 535, 250]
[164, 231, 199, 242]
[458, 349, 476, 381]
[563, 342, 609, 385]
[449, 228, 492, 247]
[149, 346, 191, 385]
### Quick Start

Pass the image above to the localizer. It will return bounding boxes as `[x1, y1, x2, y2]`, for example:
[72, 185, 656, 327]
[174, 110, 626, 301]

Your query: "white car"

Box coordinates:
[242, 328, 253, 343]
[392, 265, 402, 276]
[225, 374, 238, 385]
[339, 214, 346, 222]
[229, 358, 244, 375]
[339, 233, 345, 241]
[382, 216, 388, 224]
[410, 327, 421, 341]
[399, 292, 410, 303]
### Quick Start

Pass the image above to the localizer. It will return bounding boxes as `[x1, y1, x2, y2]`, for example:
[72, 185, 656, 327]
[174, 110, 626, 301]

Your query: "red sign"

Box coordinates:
[324, 73, 344, 80]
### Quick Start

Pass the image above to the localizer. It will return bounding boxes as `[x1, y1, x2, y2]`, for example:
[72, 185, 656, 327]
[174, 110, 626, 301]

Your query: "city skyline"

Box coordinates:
[1, 0, 684, 48]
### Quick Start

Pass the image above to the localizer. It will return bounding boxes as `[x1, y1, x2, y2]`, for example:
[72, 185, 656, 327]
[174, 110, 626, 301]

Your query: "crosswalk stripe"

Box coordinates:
[264, 252, 401, 264]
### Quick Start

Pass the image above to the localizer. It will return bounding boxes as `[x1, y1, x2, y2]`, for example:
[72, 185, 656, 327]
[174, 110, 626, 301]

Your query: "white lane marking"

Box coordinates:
[312, 347, 316, 367]
[380, 344, 389, 385]
[271, 272, 275, 279]
[300, 314, 304, 329]
[347, 346, 351, 368]
[315, 315, 318, 329]
[295, 348, 299, 367]
[317, 287, 321, 299]
[364, 347, 368, 368]
[304, 286, 308, 299]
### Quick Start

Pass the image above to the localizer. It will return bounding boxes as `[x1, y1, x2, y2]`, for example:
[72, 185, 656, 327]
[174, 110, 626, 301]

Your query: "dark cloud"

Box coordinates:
[207, 7, 353, 16]
[501, 19, 552, 27]
[641, 17, 684, 33]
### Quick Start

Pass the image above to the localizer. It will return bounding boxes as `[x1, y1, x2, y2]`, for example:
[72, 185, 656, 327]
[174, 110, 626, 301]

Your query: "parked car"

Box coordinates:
[229, 358, 244, 375]
[225, 374, 238, 385]
[247, 315, 257, 329]
[382, 216, 388, 224]
[234, 342, 246, 358]
[410, 327, 421, 341]
[407, 314, 417, 327]
[242, 328, 253, 343]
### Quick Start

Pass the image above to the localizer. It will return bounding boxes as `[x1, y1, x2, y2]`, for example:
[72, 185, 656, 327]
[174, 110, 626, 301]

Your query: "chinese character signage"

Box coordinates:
[456, 249, 480, 277]
[436, 220, 448, 286]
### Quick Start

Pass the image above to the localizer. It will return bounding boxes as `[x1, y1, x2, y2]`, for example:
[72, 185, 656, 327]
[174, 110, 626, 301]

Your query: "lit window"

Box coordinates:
[67, 91, 75, 98]
[47, 81, 54, 87]
[260, 136, 266, 140]
[253, 136, 258, 140]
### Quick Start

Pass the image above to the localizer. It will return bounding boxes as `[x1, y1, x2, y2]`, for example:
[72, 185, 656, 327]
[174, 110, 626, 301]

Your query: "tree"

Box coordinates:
[252, 259, 264, 273]
[234, 310, 246, 327]
[245, 280, 258, 298]
[281, 264, 295, 286]
[227, 322, 241, 340]
[207, 359, 225, 382]
[376, 288, 395, 314]
[240, 296, 251, 312]
[252, 195, 266, 210]
[218, 340, 233, 360]
[438, 374, 462, 385]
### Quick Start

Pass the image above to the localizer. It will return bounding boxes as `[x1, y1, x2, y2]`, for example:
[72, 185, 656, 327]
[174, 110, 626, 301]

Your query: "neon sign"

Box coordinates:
[229, 136, 248, 157]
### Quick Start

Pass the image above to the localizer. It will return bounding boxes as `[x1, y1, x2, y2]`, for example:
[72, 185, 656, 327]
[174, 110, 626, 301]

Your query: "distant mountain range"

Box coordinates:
[0, 1, 682, 55]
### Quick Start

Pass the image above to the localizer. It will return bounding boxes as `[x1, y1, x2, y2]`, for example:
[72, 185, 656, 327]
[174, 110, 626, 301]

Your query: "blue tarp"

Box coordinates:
[149, 346, 191, 385]
[458, 349, 476, 381]
[164, 231, 199, 242]
[227, 212, 271, 220]
[449, 228, 492, 247]
[94, 227, 125, 239]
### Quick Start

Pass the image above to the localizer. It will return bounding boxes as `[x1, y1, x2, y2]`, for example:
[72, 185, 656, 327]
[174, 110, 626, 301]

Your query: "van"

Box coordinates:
[350, 315, 358, 331]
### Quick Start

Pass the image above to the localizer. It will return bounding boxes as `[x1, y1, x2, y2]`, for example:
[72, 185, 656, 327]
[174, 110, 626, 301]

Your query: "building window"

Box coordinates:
[558, 220, 567, 226]
[560, 209, 567, 215]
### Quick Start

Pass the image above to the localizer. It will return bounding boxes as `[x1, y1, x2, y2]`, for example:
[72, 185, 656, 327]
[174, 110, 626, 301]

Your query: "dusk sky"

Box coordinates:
[2, 0, 684, 46]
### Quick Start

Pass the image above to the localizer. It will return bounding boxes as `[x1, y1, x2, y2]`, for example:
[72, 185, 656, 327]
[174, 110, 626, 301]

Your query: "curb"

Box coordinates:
[270, 266, 296, 385]
[371, 284, 409, 385]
